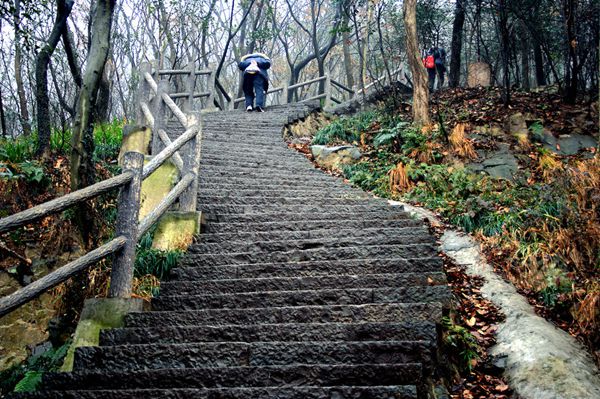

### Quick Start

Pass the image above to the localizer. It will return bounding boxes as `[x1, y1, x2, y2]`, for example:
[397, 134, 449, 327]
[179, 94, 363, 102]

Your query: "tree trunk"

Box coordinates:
[403, 0, 430, 125]
[563, 0, 578, 104]
[13, 0, 32, 136]
[94, 58, 113, 123]
[533, 41, 546, 86]
[498, 0, 511, 105]
[0, 84, 7, 138]
[70, 0, 117, 246]
[35, 0, 74, 157]
[341, 8, 354, 92]
[361, 0, 373, 95]
[449, 0, 466, 88]
[519, 21, 530, 91]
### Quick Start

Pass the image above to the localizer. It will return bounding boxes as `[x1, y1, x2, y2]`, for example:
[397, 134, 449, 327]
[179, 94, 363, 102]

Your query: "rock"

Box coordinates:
[152, 211, 203, 251]
[555, 134, 597, 156]
[139, 157, 179, 221]
[475, 124, 505, 138]
[467, 62, 491, 87]
[505, 113, 529, 144]
[310, 145, 362, 170]
[467, 143, 519, 181]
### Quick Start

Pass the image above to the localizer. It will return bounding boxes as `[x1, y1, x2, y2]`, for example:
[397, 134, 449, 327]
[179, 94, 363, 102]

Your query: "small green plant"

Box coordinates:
[135, 231, 182, 280]
[442, 316, 480, 372]
[93, 120, 124, 162]
[0, 340, 71, 394]
[373, 121, 410, 148]
[529, 121, 545, 142]
[0, 136, 35, 163]
[312, 111, 377, 145]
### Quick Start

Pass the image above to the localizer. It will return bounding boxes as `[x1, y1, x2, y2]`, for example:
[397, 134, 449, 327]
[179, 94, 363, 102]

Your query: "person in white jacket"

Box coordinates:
[238, 53, 271, 112]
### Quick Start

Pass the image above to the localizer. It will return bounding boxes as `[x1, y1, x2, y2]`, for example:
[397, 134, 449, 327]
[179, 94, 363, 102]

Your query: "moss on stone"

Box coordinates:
[117, 125, 152, 166]
[61, 298, 147, 372]
[139, 157, 179, 221]
[152, 211, 202, 251]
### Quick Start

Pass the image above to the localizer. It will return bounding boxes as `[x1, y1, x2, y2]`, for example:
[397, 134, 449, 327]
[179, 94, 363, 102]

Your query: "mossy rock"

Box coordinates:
[152, 211, 202, 251]
[61, 298, 147, 372]
[139, 157, 179, 221]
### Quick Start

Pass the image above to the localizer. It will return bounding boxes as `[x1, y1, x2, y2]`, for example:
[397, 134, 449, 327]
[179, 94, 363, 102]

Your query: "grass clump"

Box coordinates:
[312, 111, 378, 145]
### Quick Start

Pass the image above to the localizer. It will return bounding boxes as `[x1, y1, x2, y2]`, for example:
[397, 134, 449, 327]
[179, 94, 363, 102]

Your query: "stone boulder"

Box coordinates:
[467, 143, 519, 181]
[505, 113, 529, 144]
[310, 145, 361, 170]
[467, 62, 491, 87]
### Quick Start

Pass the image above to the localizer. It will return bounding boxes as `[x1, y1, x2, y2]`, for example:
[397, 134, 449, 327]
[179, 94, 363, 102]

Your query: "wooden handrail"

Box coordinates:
[0, 236, 128, 317]
[0, 172, 133, 234]
[288, 75, 326, 91]
[330, 79, 354, 94]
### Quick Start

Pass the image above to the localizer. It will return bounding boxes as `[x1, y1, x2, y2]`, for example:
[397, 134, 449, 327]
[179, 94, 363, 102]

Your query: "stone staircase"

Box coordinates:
[15, 103, 449, 398]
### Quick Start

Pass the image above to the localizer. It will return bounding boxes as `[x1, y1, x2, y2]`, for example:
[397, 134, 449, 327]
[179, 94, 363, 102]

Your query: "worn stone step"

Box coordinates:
[198, 188, 366, 199]
[124, 303, 443, 327]
[201, 204, 408, 217]
[198, 180, 352, 191]
[160, 272, 445, 296]
[42, 364, 421, 391]
[184, 244, 438, 266]
[199, 196, 379, 207]
[198, 226, 428, 244]
[201, 216, 420, 233]
[198, 152, 311, 164]
[174, 257, 443, 280]
[192, 233, 434, 254]
[198, 175, 348, 187]
[100, 321, 437, 346]
[13, 385, 418, 399]
[199, 156, 311, 168]
[198, 166, 330, 179]
[154, 286, 450, 310]
[73, 341, 432, 372]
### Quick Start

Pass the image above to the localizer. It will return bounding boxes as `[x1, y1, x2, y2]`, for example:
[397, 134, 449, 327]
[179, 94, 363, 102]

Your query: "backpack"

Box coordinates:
[423, 55, 435, 69]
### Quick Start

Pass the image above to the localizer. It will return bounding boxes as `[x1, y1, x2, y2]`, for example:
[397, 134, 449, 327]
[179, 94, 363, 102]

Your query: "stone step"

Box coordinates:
[198, 196, 378, 207]
[173, 257, 443, 280]
[123, 303, 443, 327]
[201, 217, 422, 233]
[191, 233, 435, 255]
[200, 204, 408, 217]
[100, 321, 437, 346]
[184, 243, 438, 266]
[153, 286, 451, 310]
[197, 166, 329, 179]
[13, 385, 418, 399]
[42, 364, 421, 391]
[73, 341, 432, 372]
[198, 226, 428, 244]
[159, 272, 446, 296]
[198, 151, 311, 163]
[198, 188, 365, 199]
[198, 175, 348, 187]
[199, 158, 314, 170]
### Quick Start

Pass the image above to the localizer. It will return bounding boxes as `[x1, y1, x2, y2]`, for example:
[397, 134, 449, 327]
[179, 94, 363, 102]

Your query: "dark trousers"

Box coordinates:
[427, 68, 437, 91]
[243, 74, 267, 108]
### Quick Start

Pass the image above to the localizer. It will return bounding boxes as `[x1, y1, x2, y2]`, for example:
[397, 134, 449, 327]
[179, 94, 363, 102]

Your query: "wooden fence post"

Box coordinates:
[207, 69, 216, 111]
[108, 151, 144, 298]
[324, 74, 332, 108]
[184, 63, 196, 113]
[136, 62, 153, 124]
[281, 83, 288, 105]
[179, 114, 201, 212]
[151, 80, 169, 155]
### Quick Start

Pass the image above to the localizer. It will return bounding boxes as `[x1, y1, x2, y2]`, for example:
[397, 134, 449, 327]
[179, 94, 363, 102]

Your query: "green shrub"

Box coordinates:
[93, 120, 124, 162]
[0, 136, 35, 163]
[312, 111, 377, 145]
[0, 340, 71, 394]
[135, 231, 182, 280]
[442, 316, 480, 372]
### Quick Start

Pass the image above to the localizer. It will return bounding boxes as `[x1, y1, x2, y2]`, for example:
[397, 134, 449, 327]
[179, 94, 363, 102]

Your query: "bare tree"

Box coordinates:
[449, 0, 466, 87]
[13, 0, 32, 136]
[403, 0, 430, 124]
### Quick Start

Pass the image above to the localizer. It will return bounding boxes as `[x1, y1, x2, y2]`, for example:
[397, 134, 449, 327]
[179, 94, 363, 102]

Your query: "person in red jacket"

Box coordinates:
[238, 53, 271, 112]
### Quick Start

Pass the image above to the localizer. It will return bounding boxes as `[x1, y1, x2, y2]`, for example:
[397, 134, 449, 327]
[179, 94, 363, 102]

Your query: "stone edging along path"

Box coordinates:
[389, 200, 600, 399]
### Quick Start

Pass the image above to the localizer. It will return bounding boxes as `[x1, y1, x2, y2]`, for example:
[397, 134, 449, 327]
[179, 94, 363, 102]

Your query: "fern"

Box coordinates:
[13, 372, 43, 393]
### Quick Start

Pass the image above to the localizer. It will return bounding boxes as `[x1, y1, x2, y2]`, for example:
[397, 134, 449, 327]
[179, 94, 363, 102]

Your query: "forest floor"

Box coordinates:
[289, 85, 599, 398]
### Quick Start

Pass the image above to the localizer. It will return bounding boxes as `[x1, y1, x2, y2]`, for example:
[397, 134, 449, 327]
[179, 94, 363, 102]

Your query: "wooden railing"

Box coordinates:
[0, 63, 203, 318]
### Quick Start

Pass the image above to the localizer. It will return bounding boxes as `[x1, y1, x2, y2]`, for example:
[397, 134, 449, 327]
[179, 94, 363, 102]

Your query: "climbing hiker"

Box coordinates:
[239, 52, 271, 112]
[423, 47, 446, 92]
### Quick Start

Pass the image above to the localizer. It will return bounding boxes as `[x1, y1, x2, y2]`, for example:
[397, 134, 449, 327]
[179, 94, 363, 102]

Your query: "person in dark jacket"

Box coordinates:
[238, 53, 271, 112]
[426, 47, 446, 92]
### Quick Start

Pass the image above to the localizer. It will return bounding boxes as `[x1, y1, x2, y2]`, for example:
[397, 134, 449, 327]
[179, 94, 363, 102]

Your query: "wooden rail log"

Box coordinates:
[0, 173, 133, 234]
[142, 125, 199, 179]
[157, 129, 184, 171]
[288, 75, 326, 91]
[0, 236, 127, 317]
